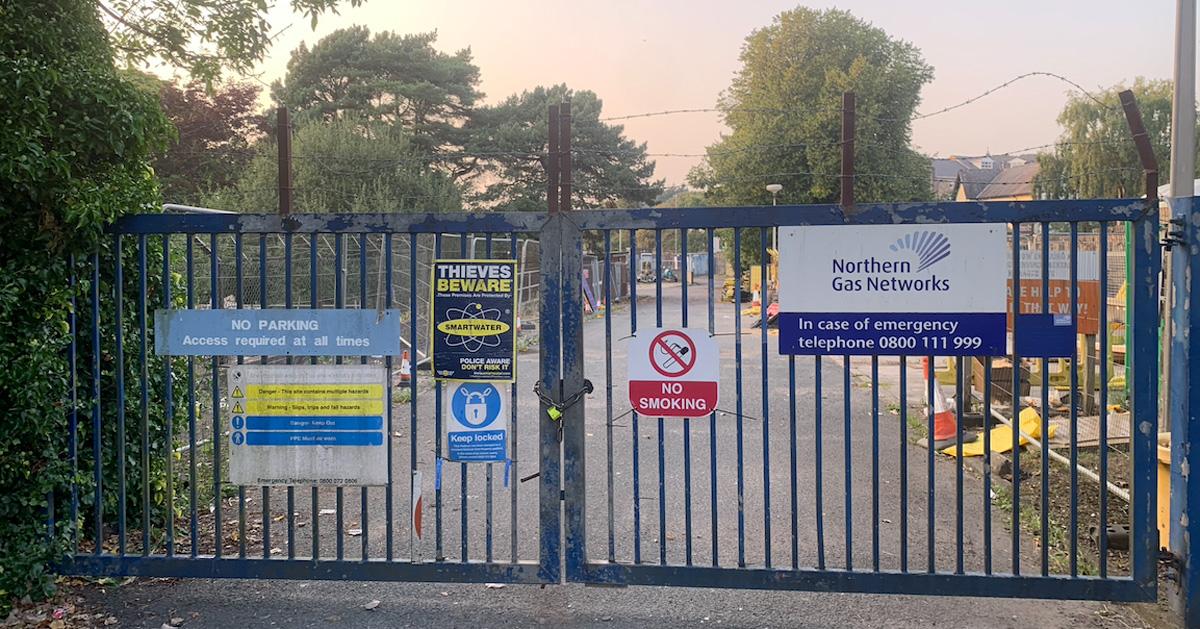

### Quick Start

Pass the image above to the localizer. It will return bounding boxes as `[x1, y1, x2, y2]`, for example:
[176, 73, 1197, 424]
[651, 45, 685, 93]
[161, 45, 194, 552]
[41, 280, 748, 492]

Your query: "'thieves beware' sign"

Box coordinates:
[430, 260, 518, 381]
[777, 224, 1007, 356]
[628, 328, 719, 418]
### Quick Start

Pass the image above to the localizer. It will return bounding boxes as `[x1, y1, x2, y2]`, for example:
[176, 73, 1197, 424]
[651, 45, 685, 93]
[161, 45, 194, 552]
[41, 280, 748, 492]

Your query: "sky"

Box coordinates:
[227, 0, 1187, 186]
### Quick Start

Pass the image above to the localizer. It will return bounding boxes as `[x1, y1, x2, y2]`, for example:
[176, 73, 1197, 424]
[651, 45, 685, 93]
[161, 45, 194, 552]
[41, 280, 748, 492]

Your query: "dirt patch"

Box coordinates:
[999, 444, 1132, 577]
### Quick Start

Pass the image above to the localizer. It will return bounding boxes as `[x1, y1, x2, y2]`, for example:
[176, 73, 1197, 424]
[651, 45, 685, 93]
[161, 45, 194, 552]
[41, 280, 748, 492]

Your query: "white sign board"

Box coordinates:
[1010, 250, 1100, 281]
[777, 224, 1008, 356]
[627, 328, 719, 418]
[444, 382, 509, 462]
[227, 364, 388, 486]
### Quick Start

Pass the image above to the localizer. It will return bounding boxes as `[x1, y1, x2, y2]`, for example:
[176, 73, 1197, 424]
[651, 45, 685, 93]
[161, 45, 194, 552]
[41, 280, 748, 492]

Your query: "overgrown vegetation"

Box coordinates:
[2, 0, 353, 614]
[0, 0, 176, 610]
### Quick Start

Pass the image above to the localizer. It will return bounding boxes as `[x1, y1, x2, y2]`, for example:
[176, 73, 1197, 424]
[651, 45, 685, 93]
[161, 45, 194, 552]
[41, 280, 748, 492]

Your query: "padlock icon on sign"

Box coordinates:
[462, 387, 492, 424]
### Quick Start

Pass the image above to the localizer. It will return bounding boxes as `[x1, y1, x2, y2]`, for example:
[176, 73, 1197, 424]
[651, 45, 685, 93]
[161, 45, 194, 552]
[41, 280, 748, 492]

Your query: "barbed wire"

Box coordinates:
[600, 71, 1116, 125]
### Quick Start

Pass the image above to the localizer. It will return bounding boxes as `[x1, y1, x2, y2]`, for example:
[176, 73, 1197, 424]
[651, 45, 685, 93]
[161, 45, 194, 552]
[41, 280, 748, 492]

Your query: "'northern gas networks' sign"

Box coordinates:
[777, 224, 1007, 356]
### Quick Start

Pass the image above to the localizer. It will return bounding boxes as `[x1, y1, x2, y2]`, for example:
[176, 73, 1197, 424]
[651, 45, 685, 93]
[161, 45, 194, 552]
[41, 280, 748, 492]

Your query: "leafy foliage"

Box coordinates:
[272, 27, 481, 162]
[208, 117, 462, 213]
[466, 84, 664, 211]
[1034, 79, 1189, 198]
[154, 80, 269, 202]
[0, 0, 345, 613]
[687, 8, 933, 268]
[0, 0, 187, 612]
[97, 0, 360, 84]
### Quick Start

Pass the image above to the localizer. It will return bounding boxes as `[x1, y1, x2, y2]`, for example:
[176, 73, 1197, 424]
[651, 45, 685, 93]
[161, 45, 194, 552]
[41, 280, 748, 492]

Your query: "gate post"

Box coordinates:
[1118, 90, 1168, 607]
[1168, 193, 1200, 623]
[537, 105, 562, 583]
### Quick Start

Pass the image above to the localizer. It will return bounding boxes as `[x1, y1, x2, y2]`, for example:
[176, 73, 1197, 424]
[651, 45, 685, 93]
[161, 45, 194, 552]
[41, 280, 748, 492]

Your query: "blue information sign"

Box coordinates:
[445, 382, 508, 462]
[777, 312, 1006, 356]
[155, 309, 403, 356]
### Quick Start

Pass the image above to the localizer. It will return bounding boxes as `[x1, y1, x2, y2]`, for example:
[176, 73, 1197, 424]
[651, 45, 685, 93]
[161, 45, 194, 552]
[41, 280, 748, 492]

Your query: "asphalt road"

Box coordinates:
[83, 281, 1149, 628]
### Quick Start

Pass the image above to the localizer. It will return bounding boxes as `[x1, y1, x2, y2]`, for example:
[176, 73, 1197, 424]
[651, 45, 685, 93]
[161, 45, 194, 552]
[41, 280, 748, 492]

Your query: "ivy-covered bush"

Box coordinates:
[0, 0, 180, 612]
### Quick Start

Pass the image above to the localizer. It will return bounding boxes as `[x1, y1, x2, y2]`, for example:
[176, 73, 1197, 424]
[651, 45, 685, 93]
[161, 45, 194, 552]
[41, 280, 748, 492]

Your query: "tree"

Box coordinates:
[1034, 79, 1190, 199]
[272, 27, 481, 161]
[208, 117, 462, 213]
[154, 80, 268, 202]
[466, 84, 664, 211]
[0, 0, 351, 612]
[97, 0, 359, 84]
[687, 8, 933, 269]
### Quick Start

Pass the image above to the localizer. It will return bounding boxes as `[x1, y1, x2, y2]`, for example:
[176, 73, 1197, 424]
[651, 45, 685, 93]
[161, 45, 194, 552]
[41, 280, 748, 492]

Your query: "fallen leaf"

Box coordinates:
[319, 509, 336, 516]
[348, 528, 363, 536]
[105, 617, 119, 626]
[364, 600, 380, 611]
[171, 617, 185, 626]
[484, 583, 505, 589]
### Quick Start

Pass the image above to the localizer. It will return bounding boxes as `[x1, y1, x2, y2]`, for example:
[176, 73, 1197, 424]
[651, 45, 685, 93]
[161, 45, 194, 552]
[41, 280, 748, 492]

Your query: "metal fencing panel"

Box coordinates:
[560, 199, 1158, 602]
[58, 212, 557, 584]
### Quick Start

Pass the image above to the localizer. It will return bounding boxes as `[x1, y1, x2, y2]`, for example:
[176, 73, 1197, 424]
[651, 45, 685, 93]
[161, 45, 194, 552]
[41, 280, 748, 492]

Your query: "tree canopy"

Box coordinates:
[208, 117, 461, 213]
[272, 27, 481, 162]
[154, 80, 268, 201]
[1034, 78, 1190, 199]
[688, 8, 933, 206]
[465, 84, 664, 211]
[97, 0, 358, 84]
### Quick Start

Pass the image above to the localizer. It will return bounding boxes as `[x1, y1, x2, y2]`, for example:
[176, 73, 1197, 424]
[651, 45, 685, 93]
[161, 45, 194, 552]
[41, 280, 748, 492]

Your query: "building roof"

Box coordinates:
[975, 163, 1040, 199]
[953, 168, 1000, 200]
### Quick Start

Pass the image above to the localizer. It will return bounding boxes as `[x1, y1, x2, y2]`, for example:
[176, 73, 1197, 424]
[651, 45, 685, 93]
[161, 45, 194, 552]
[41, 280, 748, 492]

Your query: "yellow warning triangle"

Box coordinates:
[232, 386, 244, 398]
[233, 401, 244, 414]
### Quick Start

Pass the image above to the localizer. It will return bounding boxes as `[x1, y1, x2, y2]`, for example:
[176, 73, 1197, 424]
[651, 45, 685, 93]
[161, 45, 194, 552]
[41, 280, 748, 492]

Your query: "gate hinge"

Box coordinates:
[1161, 218, 1187, 251]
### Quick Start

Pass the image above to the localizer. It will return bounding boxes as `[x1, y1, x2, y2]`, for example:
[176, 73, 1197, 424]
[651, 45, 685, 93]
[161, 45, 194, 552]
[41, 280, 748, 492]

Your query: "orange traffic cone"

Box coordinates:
[399, 350, 412, 383]
[923, 358, 975, 451]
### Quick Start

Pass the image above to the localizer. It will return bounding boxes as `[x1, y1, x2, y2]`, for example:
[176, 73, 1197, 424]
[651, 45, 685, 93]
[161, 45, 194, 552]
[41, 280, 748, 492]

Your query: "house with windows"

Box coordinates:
[951, 162, 1040, 202]
[930, 153, 1039, 200]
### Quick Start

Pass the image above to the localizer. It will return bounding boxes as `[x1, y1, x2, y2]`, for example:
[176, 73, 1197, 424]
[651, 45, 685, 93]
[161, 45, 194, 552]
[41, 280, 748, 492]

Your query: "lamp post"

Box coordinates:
[765, 184, 782, 297]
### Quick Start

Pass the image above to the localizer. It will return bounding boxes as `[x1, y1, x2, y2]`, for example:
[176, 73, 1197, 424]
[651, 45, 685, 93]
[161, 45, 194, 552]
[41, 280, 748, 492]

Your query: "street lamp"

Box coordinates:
[765, 183, 782, 251]
[766, 183, 782, 205]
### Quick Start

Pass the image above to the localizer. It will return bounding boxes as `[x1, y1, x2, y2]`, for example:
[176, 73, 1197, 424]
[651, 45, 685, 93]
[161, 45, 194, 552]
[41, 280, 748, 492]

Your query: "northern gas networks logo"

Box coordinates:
[829, 229, 952, 293]
[888, 230, 951, 272]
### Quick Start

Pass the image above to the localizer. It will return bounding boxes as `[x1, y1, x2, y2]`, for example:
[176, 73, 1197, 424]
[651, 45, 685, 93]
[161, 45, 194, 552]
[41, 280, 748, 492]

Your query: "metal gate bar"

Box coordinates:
[563, 199, 1158, 601]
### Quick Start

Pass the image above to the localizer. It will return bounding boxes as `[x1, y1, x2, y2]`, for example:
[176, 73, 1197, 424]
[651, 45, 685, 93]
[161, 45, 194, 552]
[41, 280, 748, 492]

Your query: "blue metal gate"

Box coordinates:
[60, 196, 1159, 601]
[552, 199, 1160, 601]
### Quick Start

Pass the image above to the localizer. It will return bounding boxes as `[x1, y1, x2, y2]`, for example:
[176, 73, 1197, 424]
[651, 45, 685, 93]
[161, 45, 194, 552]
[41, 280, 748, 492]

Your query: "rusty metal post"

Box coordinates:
[559, 100, 573, 213]
[277, 107, 293, 216]
[547, 105, 560, 214]
[840, 92, 856, 213]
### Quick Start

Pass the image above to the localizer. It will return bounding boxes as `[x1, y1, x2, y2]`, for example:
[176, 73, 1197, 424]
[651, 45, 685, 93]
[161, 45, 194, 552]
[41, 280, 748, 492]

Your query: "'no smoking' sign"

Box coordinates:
[628, 328, 718, 418]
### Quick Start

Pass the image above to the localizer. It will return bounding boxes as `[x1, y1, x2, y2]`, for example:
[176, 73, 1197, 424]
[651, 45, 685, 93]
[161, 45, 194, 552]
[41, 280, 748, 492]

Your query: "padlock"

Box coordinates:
[547, 406, 562, 421]
[466, 399, 486, 423]
[460, 387, 493, 425]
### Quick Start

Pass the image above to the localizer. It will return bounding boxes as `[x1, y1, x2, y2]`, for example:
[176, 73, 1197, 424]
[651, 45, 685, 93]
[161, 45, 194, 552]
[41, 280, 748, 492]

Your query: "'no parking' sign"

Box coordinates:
[628, 328, 719, 418]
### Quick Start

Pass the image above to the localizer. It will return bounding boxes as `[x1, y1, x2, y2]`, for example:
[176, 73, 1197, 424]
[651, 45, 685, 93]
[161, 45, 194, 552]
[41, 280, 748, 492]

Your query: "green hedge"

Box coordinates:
[0, 0, 180, 612]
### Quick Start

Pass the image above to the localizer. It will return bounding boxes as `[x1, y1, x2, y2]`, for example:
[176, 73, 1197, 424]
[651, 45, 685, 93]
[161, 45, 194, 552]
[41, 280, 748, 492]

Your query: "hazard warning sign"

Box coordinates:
[628, 328, 719, 418]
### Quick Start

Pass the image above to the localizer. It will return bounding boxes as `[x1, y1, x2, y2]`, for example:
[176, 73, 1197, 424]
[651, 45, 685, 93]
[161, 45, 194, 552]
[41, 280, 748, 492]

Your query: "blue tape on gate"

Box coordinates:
[777, 312, 1006, 356]
[435, 457, 443, 491]
[504, 459, 511, 488]
[1015, 313, 1076, 358]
